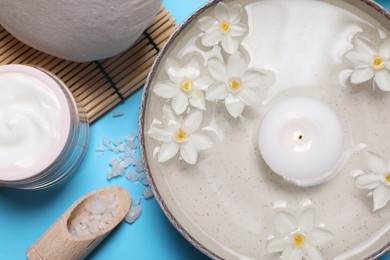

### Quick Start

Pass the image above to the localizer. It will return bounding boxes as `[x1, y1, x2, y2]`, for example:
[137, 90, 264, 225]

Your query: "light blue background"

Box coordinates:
[0, 0, 389, 259]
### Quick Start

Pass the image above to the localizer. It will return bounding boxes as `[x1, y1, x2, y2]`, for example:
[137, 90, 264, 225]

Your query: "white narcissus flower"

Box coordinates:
[153, 55, 214, 114]
[346, 35, 390, 91]
[266, 207, 333, 260]
[354, 151, 390, 211]
[148, 105, 213, 164]
[206, 51, 266, 118]
[198, 2, 247, 54]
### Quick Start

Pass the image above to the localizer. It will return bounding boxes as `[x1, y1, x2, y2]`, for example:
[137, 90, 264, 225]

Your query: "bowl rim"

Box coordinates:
[138, 0, 390, 259]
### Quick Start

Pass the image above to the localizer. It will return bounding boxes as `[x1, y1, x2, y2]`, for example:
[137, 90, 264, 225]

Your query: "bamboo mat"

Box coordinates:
[0, 6, 177, 123]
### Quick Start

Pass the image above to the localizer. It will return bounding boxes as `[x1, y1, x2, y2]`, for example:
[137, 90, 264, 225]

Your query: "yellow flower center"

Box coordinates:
[219, 21, 230, 33]
[175, 127, 187, 142]
[385, 174, 390, 183]
[292, 232, 306, 247]
[372, 56, 386, 69]
[180, 78, 193, 92]
[228, 77, 242, 91]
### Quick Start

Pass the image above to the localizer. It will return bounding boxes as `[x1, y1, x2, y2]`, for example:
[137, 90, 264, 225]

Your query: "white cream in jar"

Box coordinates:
[0, 65, 88, 189]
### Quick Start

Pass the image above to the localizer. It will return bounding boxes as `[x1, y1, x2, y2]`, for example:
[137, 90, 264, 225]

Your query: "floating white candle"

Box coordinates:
[258, 96, 344, 186]
[0, 64, 88, 189]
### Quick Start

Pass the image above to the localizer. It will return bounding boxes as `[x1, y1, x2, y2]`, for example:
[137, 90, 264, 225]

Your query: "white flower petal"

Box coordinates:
[198, 16, 219, 33]
[266, 236, 291, 253]
[365, 151, 388, 175]
[355, 174, 382, 189]
[238, 87, 262, 106]
[208, 58, 228, 82]
[162, 105, 179, 125]
[355, 36, 377, 56]
[194, 75, 215, 90]
[183, 67, 201, 80]
[184, 55, 202, 76]
[183, 110, 203, 133]
[302, 244, 322, 260]
[165, 59, 182, 84]
[222, 34, 239, 54]
[242, 70, 266, 88]
[227, 51, 247, 77]
[230, 23, 247, 37]
[189, 89, 206, 110]
[375, 69, 390, 91]
[215, 2, 230, 21]
[387, 159, 390, 171]
[379, 39, 390, 59]
[177, 33, 203, 60]
[373, 184, 390, 211]
[202, 31, 223, 47]
[345, 51, 370, 68]
[350, 67, 374, 84]
[225, 96, 245, 118]
[158, 142, 179, 162]
[180, 140, 198, 164]
[230, 5, 243, 24]
[172, 92, 189, 114]
[281, 246, 302, 260]
[274, 210, 298, 235]
[148, 125, 173, 142]
[165, 58, 180, 75]
[307, 228, 334, 247]
[298, 208, 315, 234]
[206, 84, 228, 101]
[153, 81, 179, 98]
[191, 133, 213, 150]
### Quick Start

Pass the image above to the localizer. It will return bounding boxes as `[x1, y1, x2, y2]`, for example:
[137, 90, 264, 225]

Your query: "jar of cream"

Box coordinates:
[0, 64, 89, 189]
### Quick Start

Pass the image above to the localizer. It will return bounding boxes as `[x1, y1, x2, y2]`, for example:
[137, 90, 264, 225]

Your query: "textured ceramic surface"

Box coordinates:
[140, 0, 390, 259]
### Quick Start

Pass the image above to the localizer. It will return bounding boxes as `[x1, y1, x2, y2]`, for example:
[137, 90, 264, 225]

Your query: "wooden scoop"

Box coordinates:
[26, 185, 131, 260]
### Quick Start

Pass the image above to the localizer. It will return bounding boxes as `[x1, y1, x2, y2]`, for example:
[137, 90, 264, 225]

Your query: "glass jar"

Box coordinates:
[0, 64, 89, 189]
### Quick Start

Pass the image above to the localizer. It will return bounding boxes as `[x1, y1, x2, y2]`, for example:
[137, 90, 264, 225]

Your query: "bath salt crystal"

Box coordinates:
[141, 178, 149, 186]
[142, 187, 154, 199]
[95, 146, 106, 152]
[117, 144, 125, 152]
[124, 205, 142, 224]
[124, 196, 142, 224]
[133, 196, 141, 206]
[127, 140, 137, 150]
[113, 138, 123, 146]
[126, 170, 139, 182]
[125, 131, 137, 142]
[97, 130, 154, 223]
[69, 193, 118, 236]
[106, 170, 114, 180]
[135, 158, 144, 173]
[102, 137, 111, 147]
[112, 110, 124, 118]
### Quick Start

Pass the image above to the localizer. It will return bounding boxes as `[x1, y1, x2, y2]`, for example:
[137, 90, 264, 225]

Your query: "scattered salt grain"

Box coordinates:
[125, 131, 137, 141]
[69, 193, 118, 236]
[95, 146, 106, 152]
[97, 130, 153, 224]
[141, 178, 149, 186]
[127, 140, 137, 150]
[112, 110, 124, 118]
[135, 158, 144, 173]
[126, 170, 139, 182]
[142, 187, 154, 200]
[113, 138, 122, 146]
[125, 196, 142, 224]
[133, 196, 141, 206]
